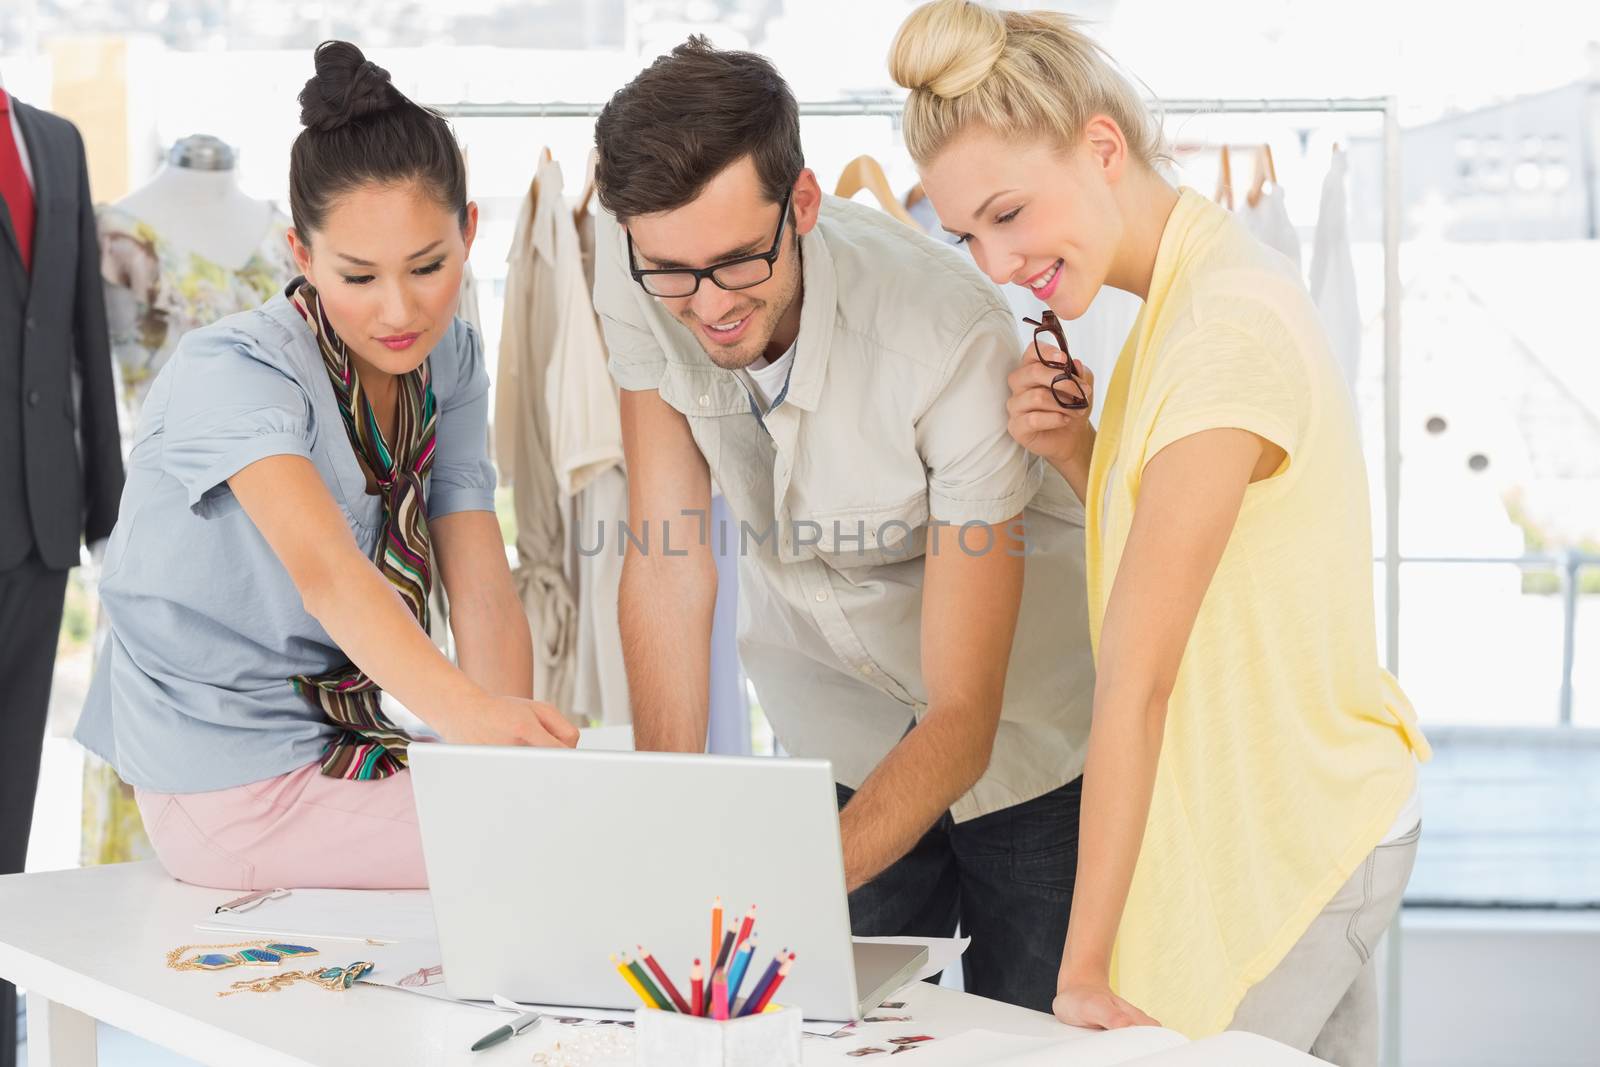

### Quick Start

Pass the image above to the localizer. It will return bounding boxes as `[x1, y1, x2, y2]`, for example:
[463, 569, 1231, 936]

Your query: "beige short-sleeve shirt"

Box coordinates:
[595, 195, 1095, 821]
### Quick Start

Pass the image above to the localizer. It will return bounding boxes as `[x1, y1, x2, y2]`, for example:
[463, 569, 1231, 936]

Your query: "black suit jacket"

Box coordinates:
[0, 97, 123, 572]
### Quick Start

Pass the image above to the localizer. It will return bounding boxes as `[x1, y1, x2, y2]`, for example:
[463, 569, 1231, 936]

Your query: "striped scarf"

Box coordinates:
[287, 278, 438, 780]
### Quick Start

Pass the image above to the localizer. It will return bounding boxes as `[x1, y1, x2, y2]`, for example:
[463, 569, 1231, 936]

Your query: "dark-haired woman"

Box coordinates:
[75, 42, 577, 892]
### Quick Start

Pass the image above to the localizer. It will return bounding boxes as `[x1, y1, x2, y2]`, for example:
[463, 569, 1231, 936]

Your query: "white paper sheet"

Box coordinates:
[196, 887, 437, 945]
[481, 999, 638, 1024]
[852, 934, 971, 990]
[1014, 1027, 1187, 1066]
[1121, 1031, 1324, 1065]
[856, 1027, 1182, 1066]
[577, 725, 635, 751]
[355, 940, 637, 1022]
[865, 1030, 1055, 1066]
[840, 1026, 1322, 1066]
[351, 939, 466, 1005]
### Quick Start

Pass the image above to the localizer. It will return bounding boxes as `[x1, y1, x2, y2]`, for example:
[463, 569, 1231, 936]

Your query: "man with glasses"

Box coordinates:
[589, 37, 1095, 1012]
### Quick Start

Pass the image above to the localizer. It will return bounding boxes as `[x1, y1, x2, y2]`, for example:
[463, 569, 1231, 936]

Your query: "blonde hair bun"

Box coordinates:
[889, 0, 1166, 169]
[889, 0, 1005, 100]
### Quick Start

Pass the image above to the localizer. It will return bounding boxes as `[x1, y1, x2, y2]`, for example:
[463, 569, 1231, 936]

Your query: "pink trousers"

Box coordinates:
[134, 761, 428, 890]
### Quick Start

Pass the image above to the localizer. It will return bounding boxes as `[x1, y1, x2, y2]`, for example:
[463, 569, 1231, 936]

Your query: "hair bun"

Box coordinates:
[298, 41, 403, 133]
[889, 0, 1006, 100]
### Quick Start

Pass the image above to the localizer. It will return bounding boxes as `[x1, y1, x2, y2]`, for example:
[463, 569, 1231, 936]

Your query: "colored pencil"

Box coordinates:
[689, 958, 704, 1018]
[750, 952, 794, 1014]
[611, 953, 657, 1008]
[624, 953, 672, 1011]
[637, 945, 692, 1014]
[725, 938, 756, 1008]
[710, 964, 730, 1020]
[712, 929, 736, 972]
[736, 950, 785, 1017]
[732, 904, 757, 952]
[703, 930, 735, 1013]
[710, 896, 723, 967]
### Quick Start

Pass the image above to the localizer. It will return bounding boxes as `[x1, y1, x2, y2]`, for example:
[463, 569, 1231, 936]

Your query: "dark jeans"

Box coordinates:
[837, 776, 1081, 1013]
[0, 554, 69, 1067]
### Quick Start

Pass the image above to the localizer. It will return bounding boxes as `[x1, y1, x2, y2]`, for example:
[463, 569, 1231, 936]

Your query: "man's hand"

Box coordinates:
[838, 515, 1024, 890]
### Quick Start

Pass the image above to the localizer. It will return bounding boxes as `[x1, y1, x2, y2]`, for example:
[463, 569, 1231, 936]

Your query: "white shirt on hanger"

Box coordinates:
[1308, 150, 1362, 397]
[532, 158, 625, 498]
[1239, 183, 1302, 271]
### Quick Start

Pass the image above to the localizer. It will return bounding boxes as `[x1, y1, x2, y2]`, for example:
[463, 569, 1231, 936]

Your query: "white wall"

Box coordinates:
[1400, 909, 1600, 1066]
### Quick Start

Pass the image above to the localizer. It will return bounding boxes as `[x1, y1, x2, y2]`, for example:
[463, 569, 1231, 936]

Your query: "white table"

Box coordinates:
[0, 862, 1077, 1066]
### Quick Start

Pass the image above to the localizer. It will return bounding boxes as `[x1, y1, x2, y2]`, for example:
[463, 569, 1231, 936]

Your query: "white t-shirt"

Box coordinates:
[742, 342, 797, 411]
[1381, 778, 1421, 843]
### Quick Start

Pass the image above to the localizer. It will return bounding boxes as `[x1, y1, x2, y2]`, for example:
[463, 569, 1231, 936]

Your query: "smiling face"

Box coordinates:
[919, 122, 1127, 321]
[287, 180, 477, 376]
[623, 155, 820, 371]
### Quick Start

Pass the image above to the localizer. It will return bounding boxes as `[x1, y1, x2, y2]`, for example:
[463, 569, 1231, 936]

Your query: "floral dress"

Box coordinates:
[97, 204, 297, 422]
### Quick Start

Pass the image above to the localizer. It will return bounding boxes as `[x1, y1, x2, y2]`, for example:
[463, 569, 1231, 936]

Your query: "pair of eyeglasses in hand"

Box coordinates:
[1022, 310, 1089, 411]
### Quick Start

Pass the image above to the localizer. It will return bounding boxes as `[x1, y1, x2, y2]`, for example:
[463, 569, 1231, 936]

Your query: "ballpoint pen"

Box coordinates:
[213, 887, 289, 914]
[470, 1009, 543, 1052]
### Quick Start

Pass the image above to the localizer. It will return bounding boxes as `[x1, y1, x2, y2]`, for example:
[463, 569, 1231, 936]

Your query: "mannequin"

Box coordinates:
[95, 133, 296, 418]
[114, 135, 279, 270]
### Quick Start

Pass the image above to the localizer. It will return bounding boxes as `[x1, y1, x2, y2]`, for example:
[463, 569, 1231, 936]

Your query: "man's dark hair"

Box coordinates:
[594, 36, 804, 221]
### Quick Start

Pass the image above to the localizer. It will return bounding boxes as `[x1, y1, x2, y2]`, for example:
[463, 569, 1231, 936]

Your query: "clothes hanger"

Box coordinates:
[1214, 144, 1235, 210]
[574, 148, 598, 230]
[834, 155, 916, 226]
[527, 146, 553, 215]
[1246, 143, 1278, 209]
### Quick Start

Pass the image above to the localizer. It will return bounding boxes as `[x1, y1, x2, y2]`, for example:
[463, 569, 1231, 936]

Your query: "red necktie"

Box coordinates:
[0, 89, 35, 273]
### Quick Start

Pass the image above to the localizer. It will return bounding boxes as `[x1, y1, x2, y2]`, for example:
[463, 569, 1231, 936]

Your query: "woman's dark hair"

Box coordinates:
[289, 41, 467, 238]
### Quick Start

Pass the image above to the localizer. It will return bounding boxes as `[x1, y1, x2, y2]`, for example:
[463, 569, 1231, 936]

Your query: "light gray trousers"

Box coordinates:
[1227, 823, 1421, 1067]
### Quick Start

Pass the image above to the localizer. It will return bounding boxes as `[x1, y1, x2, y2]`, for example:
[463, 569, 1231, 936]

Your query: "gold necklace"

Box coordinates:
[165, 941, 320, 972]
[218, 962, 374, 998]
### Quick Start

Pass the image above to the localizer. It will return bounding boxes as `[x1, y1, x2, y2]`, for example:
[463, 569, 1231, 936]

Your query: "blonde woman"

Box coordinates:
[888, 3, 1429, 1062]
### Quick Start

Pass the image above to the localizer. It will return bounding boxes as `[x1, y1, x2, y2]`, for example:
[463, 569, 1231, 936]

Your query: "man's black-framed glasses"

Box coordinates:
[628, 190, 793, 298]
[1023, 310, 1089, 411]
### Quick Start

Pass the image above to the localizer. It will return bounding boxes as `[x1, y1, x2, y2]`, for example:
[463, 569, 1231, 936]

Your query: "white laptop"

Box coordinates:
[408, 745, 927, 1021]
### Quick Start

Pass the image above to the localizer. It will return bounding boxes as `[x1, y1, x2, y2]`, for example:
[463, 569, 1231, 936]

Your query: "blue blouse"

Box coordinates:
[75, 292, 496, 793]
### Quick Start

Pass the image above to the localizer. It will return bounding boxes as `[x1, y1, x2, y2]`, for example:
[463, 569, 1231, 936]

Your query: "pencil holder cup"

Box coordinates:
[633, 1006, 802, 1066]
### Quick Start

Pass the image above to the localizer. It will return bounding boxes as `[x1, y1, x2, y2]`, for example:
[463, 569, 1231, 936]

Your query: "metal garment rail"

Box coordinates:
[433, 96, 1394, 118]
[437, 94, 1409, 1067]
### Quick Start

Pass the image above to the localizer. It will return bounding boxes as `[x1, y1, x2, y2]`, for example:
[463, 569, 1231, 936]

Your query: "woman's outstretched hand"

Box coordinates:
[438, 694, 580, 748]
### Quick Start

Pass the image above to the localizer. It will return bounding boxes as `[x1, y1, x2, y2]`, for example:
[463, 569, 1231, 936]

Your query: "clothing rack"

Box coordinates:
[436, 95, 1407, 1067]
[435, 95, 1402, 685]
